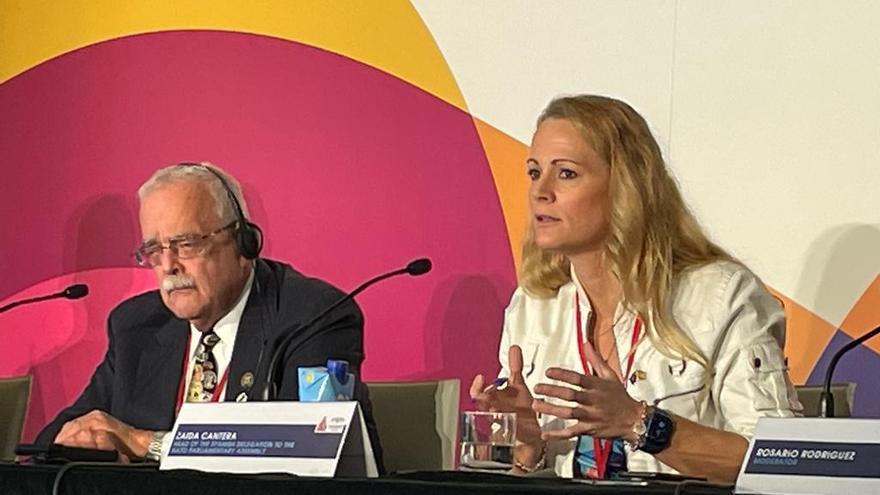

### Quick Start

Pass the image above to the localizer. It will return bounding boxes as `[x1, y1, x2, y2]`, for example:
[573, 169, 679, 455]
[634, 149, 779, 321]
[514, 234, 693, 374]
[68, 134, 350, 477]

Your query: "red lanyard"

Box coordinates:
[174, 332, 231, 414]
[574, 292, 642, 479]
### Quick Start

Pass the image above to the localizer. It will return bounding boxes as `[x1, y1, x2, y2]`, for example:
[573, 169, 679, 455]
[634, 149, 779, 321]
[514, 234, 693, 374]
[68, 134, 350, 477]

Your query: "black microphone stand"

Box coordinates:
[259, 259, 431, 401]
[0, 284, 89, 313]
[818, 324, 880, 417]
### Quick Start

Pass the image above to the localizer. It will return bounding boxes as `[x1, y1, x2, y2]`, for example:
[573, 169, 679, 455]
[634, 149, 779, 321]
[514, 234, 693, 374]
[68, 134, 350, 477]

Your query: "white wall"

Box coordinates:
[414, 0, 880, 326]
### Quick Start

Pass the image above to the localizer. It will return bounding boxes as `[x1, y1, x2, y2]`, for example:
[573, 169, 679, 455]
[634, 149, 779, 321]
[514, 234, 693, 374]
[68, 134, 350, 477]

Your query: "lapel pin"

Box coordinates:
[630, 369, 647, 384]
[240, 371, 254, 389]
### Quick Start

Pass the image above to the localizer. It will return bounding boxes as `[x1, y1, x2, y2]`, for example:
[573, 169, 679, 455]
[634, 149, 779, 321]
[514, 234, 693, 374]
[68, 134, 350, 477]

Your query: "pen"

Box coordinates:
[482, 377, 508, 393]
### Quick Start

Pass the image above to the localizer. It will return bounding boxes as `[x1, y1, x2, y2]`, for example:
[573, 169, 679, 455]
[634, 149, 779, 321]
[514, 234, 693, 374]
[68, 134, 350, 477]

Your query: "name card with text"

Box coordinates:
[736, 417, 880, 494]
[161, 401, 377, 478]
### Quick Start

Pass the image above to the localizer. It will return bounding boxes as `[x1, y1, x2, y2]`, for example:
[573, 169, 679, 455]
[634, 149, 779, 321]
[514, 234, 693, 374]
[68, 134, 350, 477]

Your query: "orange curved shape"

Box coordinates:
[473, 117, 529, 274]
[838, 274, 880, 354]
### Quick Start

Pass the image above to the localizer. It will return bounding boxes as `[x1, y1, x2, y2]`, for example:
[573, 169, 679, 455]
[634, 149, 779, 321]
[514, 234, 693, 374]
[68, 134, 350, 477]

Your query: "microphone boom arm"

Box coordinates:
[819, 324, 880, 417]
[0, 293, 58, 313]
[259, 267, 412, 401]
[0, 284, 89, 314]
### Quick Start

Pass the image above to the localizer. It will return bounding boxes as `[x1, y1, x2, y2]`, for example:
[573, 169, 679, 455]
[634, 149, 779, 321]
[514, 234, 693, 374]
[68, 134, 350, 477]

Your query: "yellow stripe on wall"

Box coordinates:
[0, 0, 467, 111]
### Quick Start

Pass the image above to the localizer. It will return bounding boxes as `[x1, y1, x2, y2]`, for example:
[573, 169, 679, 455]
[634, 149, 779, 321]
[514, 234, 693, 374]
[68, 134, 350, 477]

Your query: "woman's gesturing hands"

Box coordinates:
[470, 345, 543, 447]
[533, 340, 642, 442]
[470, 340, 643, 471]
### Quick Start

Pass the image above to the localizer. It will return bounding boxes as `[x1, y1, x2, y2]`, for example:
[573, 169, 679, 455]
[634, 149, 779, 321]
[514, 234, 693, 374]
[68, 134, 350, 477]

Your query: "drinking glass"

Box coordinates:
[459, 411, 516, 470]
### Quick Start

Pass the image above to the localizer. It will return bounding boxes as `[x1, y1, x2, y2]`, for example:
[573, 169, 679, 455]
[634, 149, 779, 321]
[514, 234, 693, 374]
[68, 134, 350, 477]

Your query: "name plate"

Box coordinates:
[736, 417, 880, 494]
[160, 401, 377, 477]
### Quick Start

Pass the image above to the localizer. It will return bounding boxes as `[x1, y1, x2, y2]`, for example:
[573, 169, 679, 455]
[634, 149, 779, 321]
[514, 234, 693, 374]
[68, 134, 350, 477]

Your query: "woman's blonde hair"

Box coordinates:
[520, 94, 732, 371]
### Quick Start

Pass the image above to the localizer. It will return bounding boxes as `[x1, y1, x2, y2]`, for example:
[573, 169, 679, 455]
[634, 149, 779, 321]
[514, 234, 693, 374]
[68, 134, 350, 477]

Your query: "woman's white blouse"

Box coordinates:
[498, 261, 803, 477]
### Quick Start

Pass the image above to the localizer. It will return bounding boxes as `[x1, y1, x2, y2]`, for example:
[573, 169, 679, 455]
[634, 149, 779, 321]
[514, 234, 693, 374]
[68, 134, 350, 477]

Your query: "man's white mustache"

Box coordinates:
[161, 275, 196, 292]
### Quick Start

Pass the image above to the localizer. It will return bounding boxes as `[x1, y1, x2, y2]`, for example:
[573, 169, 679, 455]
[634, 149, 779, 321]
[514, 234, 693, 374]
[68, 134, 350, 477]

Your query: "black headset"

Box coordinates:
[178, 162, 263, 259]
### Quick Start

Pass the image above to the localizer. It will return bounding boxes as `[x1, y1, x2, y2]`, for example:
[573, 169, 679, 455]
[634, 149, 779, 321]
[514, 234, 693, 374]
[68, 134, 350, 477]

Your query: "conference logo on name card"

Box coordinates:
[313, 415, 347, 434]
[736, 417, 880, 494]
[161, 401, 377, 477]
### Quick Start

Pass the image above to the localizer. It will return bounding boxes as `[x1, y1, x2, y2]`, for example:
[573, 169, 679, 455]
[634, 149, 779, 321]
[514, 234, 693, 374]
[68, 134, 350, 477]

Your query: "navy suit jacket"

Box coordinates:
[36, 258, 383, 470]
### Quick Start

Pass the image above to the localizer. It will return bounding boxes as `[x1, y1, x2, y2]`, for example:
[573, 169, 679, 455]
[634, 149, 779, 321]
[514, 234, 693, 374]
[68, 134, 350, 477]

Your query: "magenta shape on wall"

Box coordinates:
[0, 31, 516, 442]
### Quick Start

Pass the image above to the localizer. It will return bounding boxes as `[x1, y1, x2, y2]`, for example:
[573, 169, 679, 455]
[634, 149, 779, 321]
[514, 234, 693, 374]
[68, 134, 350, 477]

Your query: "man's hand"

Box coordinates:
[54, 410, 154, 461]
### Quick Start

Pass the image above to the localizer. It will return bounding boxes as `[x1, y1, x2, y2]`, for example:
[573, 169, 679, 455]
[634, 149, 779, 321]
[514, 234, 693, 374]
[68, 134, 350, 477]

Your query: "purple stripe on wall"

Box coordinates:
[806, 330, 880, 418]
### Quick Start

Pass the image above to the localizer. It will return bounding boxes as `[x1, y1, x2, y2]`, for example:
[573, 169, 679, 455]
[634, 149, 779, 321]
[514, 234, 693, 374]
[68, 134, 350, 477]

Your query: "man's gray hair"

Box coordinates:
[137, 162, 248, 224]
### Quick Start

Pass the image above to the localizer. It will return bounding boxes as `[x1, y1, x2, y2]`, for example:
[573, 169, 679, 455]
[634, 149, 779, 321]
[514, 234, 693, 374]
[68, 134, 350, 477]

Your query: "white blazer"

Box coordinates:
[498, 260, 803, 477]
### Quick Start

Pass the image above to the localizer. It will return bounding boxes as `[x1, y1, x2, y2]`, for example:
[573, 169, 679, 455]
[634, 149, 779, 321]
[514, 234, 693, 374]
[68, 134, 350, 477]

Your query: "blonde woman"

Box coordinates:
[470, 95, 801, 484]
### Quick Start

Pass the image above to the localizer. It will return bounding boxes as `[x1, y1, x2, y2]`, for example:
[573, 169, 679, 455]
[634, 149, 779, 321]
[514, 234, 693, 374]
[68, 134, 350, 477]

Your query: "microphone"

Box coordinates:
[405, 258, 432, 276]
[818, 324, 880, 417]
[64, 284, 89, 299]
[0, 283, 89, 314]
[259, 258, 432, 401]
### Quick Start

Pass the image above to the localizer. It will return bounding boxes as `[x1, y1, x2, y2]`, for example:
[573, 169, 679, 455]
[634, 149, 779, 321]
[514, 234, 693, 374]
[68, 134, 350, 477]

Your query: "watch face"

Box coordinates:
[642, 408, 675, 454]
[655, 417, 670, 433]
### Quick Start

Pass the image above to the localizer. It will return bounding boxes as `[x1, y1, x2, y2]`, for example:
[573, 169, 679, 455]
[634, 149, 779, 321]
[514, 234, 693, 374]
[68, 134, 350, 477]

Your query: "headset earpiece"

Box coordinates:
[236, 221, 262, 260]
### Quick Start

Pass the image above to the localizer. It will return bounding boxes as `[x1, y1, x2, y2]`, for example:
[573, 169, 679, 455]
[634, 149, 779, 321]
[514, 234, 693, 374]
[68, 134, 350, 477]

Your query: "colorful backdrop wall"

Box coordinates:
[2, 1, 878, 443]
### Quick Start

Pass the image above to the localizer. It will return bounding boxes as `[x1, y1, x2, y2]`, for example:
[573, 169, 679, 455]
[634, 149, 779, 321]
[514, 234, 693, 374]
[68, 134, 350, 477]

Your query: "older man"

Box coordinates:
[36, 163, 382, 468]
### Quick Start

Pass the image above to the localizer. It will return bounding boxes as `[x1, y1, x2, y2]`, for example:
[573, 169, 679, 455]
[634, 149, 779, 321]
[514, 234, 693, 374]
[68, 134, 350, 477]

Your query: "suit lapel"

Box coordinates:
[130, 318, 189, 421]
[226, 262, 271, 401]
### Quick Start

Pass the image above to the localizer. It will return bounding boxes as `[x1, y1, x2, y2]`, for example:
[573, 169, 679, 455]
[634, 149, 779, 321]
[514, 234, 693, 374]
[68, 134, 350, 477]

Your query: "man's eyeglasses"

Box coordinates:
[133, 222, 238, 267]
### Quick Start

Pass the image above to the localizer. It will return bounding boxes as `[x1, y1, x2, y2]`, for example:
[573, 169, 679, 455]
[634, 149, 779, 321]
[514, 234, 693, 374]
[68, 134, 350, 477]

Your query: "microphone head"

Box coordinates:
[405, 258, 432, 276]
[63, 284, 89, 300]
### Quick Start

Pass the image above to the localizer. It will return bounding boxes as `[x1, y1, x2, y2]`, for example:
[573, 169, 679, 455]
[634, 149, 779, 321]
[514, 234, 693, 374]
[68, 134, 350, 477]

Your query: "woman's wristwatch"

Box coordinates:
[628, 401, 676, 454]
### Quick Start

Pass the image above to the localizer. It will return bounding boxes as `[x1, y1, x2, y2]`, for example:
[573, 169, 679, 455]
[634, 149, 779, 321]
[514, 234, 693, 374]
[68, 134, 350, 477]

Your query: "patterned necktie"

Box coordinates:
[187, 330, 221, 402]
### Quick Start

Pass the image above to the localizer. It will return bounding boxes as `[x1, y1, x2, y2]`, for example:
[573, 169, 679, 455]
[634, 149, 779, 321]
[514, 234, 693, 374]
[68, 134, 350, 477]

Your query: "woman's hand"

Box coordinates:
[532, 341, 642, 442]
[470, 345, 544, 465]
